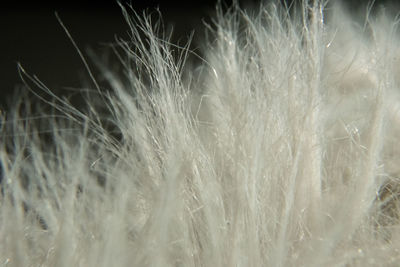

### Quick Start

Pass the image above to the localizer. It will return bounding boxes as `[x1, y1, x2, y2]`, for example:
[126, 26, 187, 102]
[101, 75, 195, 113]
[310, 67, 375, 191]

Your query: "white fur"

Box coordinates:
[1, 1, 400, 266]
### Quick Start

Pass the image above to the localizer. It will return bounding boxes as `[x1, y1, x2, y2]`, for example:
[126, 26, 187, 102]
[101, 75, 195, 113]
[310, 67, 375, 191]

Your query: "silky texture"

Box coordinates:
[1, 1, 400, 266]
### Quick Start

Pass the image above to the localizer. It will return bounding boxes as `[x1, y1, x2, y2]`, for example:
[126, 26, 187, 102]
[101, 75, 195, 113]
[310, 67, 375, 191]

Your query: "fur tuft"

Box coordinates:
[1, 1, 400, 266]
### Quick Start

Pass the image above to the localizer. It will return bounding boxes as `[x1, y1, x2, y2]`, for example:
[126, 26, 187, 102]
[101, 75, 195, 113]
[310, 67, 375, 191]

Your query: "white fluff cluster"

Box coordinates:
[1, 1, 400, 266]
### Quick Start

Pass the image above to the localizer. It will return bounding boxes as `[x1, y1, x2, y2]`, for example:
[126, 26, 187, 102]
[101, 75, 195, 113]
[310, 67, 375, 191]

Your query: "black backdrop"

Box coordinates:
[0, 0, 395, 110]
[0, 0, 225, 109]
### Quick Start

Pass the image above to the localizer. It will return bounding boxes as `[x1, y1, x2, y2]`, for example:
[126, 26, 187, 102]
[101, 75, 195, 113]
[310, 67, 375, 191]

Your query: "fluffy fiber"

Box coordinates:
[1, 1, 400, 266]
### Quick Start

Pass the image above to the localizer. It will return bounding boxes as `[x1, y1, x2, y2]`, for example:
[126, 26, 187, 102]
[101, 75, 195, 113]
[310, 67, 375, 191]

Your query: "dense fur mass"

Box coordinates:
[1, 1, 400, 266]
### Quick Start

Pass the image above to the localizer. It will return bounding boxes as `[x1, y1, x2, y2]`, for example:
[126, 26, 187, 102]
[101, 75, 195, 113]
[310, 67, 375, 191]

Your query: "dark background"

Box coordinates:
[0, 0, 227, 110]
[0, 0, 396, 110]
